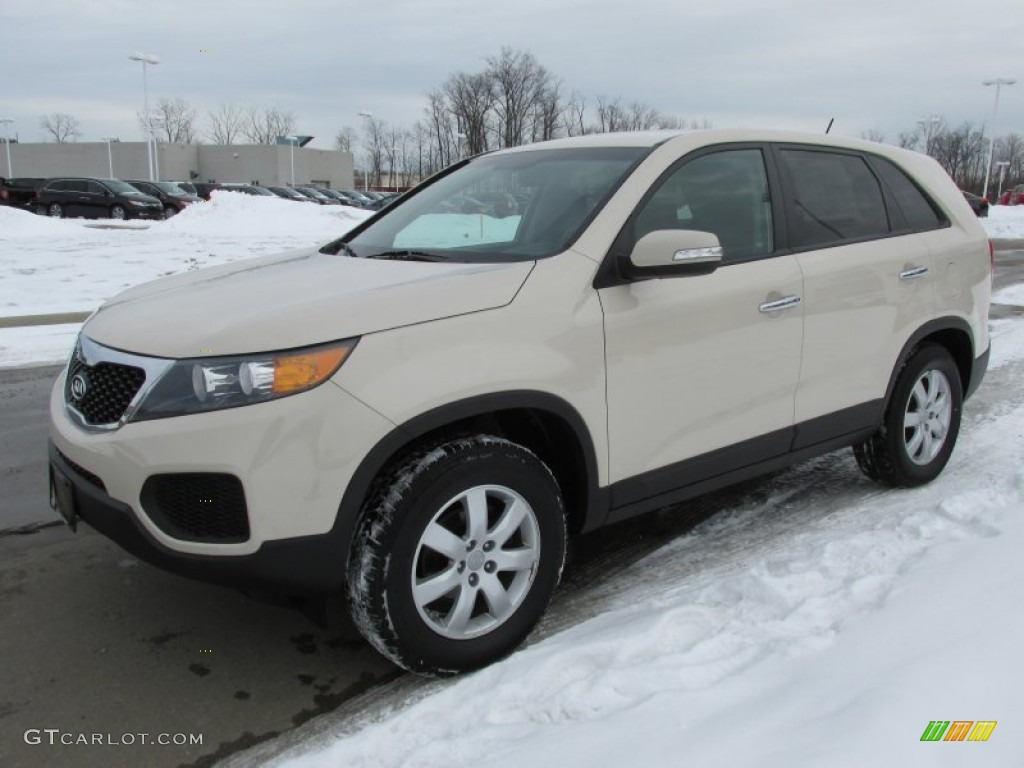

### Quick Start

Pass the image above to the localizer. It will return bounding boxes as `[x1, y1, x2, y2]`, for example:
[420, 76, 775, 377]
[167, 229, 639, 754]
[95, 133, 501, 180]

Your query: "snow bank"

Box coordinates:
[982, 204, 1024, 239]
[0, 205, 101, 238]
[161, 190, 370, 239]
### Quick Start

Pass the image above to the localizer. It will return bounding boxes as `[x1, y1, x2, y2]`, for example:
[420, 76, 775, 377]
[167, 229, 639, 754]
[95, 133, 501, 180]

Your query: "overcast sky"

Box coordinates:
[3, 0, 1022, 152]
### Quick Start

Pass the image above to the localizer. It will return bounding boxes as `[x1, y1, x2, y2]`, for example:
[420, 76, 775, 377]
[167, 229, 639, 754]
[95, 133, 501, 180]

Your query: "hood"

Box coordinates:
[84, 247, 534, 358]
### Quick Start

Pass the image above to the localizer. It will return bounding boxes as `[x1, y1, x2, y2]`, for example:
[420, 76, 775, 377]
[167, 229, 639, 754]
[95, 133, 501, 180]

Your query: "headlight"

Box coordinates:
[131, 338, 358, 421]
[128, 200, 147, 207]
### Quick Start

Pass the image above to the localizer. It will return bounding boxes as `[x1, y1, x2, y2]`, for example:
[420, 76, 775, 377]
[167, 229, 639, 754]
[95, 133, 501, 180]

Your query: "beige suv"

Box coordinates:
[48, 130, 991, 675]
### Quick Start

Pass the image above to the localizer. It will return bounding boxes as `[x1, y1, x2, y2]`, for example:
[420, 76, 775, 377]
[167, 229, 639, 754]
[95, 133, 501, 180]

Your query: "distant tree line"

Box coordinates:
[865, 119, 1023, 196]
[342, 47, 711, 188]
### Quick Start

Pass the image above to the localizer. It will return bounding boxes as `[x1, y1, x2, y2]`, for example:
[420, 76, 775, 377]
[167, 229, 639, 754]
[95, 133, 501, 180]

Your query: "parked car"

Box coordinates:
[175, 182, 225, 201]
[998, 184, 1024, 206]
[0, 177, 45, 211]
[218, 183, 277, 197]
[266, 186, 317, 203]
[47, 130, 990, 676]
[35, 177, 163, 220]
[961, 190, 989, 218]
[126, 180, 202, 218]
[314, 188, 362, 207]
[337, 189, 376, 207]
[292, 186, 341, 205]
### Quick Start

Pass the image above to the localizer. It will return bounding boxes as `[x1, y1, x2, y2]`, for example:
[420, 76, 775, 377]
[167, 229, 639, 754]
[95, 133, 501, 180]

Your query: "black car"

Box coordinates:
[962, 190, 989, 218]
[126, 180, 202, 218]
[35, 177, 163, 220]
[219, 183, 277, 197]
[293, 186, 341, 205]
[0, 177, 45, 211]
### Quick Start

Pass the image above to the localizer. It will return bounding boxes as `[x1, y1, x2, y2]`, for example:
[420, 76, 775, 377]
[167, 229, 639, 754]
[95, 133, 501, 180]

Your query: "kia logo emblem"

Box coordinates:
[70, 373, 89, 402]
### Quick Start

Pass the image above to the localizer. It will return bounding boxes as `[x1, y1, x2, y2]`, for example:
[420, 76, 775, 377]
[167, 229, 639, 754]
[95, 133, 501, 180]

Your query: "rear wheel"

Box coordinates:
[110, 205, 126, 220]
[47, 203, 63, 218]
[348, 435, 566, 676]
[855, 344, 962, 487]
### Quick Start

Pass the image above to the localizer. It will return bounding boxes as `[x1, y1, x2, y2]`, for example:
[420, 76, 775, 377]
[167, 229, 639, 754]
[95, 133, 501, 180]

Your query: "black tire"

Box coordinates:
[110, 205, 126, 220]
[854, 344, 962, 487]
[348, 435, 566, 676]
[48, 203, 63, 218]
[163, 206, 175, 219]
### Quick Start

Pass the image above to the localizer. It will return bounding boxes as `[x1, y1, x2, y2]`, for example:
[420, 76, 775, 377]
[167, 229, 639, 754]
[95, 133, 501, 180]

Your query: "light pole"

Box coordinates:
[982, 78, 1016, 200]
[358, 110, 372, 191]
[102, 137, 117, 178]
[916, 114, 941, 157]
[0, 118, 13, 178]
[995, 160, 1010, 200]
[128, 52, 160, 181]
[285, 135, 298, 186]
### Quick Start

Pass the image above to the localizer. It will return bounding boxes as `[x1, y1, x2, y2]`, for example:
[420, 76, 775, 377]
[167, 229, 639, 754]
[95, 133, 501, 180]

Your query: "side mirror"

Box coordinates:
[623, 229, 723, 280]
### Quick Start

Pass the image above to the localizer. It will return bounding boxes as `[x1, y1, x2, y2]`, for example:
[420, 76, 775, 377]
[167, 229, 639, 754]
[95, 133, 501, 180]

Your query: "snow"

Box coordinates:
[981, 203, 1024, 240]
[0, 193, 371, 368]
[256, 325, 1024, 767]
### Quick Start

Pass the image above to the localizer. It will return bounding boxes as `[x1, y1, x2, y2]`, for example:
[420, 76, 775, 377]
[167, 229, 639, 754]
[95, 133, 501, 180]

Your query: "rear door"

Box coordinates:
[773, 145, 936, 440]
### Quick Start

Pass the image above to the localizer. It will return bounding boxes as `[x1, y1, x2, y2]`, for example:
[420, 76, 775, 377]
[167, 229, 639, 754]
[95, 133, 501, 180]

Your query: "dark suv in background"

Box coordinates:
[36, 178, 163, 220]
[0, 177, 45, 211]
[125, 180, 202, 218]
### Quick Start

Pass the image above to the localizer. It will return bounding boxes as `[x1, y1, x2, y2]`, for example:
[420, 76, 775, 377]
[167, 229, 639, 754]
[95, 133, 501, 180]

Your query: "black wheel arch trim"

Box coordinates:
[885, 317, 984, 405]
[335, 390, 606, 572]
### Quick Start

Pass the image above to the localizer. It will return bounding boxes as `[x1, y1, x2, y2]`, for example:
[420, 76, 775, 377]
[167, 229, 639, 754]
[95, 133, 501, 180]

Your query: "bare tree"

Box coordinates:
[141, 97, 198, 143]
[561, 91, 587, 137]
[444, 71, 493, 155]
[994, 133, 1024, 189]
[424, 89, 457, 167]
[860, 128, 886, 144]
[335, 126, 356, 153]
[361, 116, 389, 187]
[206, 103, 245, 144]
[242, 106, 296, 144]
[531, 80, 564, 142]
[487, 47, 552, 148]
[39, 113, 81, 143]
[930, 122, 987, 189]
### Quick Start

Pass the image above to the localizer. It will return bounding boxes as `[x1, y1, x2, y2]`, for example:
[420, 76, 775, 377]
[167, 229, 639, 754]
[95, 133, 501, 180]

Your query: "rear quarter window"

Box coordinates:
[868, 157, 945, 231]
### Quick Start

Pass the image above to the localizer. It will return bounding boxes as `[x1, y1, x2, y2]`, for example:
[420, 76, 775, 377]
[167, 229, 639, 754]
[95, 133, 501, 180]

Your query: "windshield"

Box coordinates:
[344, 146, 648, 262]
[151, 181, 187, 195]
[106, 179, 146, 195]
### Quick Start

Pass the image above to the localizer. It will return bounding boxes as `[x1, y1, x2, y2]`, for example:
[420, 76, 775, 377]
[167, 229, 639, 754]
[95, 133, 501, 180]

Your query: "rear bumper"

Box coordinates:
[49, 439, 350, 594]
[965, 344, 989, 401]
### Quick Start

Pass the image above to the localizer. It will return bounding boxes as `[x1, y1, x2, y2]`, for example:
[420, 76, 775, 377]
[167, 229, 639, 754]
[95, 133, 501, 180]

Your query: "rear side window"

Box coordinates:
[67, 180, 89, 193]
[780, 150, 889, 248]
[869, 157, 944, 231]
[47, 180, 70, 192]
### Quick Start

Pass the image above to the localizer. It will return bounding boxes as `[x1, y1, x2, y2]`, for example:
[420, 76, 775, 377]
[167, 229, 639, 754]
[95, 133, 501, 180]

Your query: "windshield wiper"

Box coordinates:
[370, 250, 448, 262]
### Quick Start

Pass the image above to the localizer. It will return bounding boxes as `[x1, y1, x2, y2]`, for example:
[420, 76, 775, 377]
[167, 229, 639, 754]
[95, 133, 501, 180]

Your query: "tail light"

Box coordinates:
[0, 188, 8, 201]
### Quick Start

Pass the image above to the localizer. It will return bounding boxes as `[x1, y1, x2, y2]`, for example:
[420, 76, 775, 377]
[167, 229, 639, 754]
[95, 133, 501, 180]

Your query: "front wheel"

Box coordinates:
[348, 436, 566, 676]
[48, 203, 63, 218]
[110, 205, 126, 220]
[854, 344, 962, 487]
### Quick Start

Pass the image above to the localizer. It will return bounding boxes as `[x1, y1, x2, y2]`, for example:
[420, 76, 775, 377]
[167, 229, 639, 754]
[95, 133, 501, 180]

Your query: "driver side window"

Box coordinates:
[633, 149, 774, 263]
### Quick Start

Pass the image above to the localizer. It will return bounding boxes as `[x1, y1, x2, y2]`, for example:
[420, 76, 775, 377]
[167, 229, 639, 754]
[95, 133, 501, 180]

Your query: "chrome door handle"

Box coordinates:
[899, 266, 928, 280]
[759, 295, 801, 313]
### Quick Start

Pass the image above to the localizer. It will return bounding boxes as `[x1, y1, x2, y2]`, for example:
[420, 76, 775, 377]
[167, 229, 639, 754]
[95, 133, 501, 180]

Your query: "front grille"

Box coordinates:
[56, 447, 106, 491]
[65, 355, 146, 425]
[141, 474, 250, 543]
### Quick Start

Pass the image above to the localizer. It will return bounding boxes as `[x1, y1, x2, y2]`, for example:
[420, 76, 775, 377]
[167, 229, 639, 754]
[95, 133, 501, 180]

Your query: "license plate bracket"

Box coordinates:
[49, 463, 78, 532]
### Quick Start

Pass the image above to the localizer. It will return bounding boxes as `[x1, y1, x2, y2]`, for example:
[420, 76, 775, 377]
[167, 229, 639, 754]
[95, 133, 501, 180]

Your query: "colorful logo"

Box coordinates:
[921, 721, 997, 742]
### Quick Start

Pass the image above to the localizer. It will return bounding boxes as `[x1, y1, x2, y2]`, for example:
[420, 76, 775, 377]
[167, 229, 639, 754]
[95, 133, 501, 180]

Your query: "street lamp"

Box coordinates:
[982, 78, 1016, 200]
[102, 137, 118, 178]
[995, 160, 1011, 200]
[0, 118, 13, 178]
[358, 110, 373, 191]
[128, 52, 160, 181]
[285, 135, 298, 186]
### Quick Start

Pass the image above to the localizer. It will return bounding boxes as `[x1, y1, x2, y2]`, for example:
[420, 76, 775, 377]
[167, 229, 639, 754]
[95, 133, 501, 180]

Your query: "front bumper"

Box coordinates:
[49, 362, 397, 592]
[49, 440, 353, 593]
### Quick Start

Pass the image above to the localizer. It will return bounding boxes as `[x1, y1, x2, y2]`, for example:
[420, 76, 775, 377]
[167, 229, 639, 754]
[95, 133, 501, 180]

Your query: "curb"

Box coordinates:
[0, 312, 91, 329]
